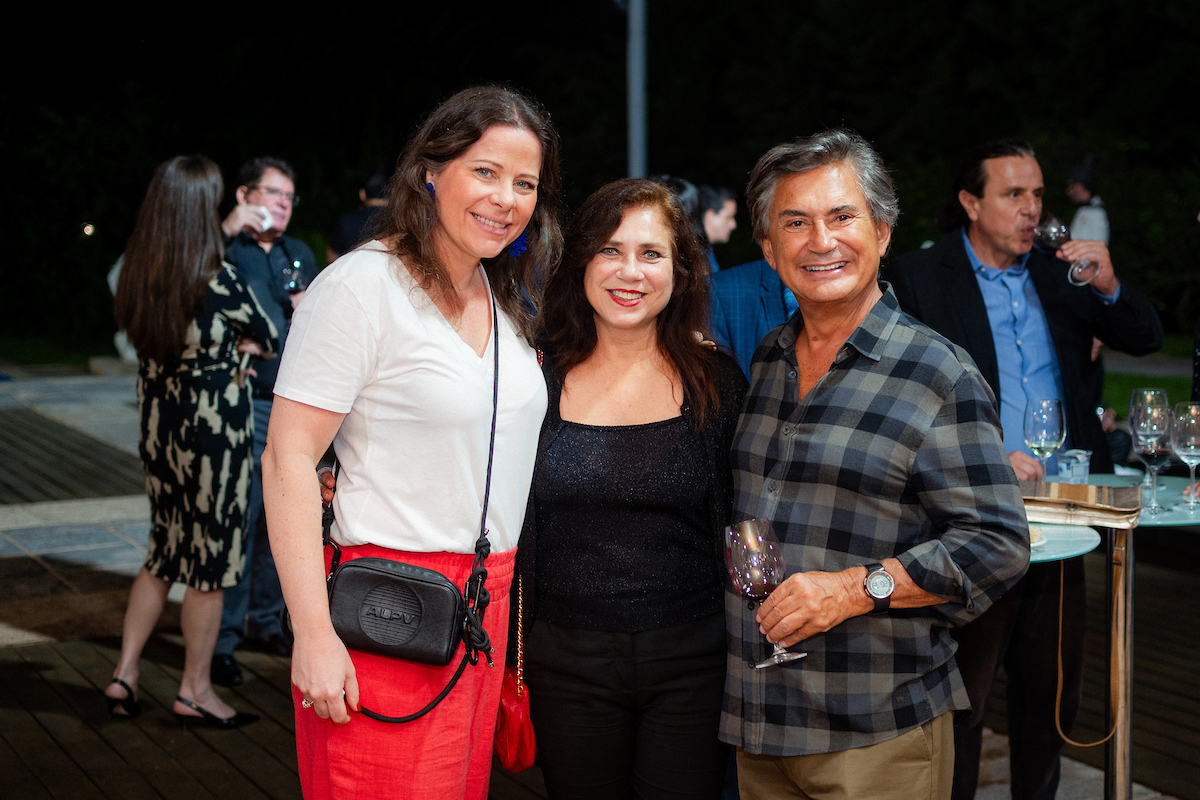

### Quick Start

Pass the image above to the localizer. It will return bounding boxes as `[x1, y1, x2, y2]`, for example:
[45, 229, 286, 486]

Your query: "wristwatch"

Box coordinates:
[863, 563, 895, 614]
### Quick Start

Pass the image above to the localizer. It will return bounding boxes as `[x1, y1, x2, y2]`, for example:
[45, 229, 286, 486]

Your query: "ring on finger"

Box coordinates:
[301, 698, 315, 709]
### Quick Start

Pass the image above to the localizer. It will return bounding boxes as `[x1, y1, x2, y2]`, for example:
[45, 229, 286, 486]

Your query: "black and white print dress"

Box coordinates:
[138, 262, 279, 591]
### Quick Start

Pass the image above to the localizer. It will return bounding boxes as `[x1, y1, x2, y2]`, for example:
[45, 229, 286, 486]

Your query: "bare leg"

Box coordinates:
[105, 567, 170, 702]
[173, 586, 239, 719]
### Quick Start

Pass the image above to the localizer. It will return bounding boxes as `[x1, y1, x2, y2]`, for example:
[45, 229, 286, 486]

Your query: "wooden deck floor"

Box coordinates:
[0, 635, 547, 799]
[987, 536, 1200, 800]
[0, 408, 144, 504]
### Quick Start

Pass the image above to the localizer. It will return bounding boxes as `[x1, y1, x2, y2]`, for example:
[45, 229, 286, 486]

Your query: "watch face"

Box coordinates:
[866, 570, 894, 599]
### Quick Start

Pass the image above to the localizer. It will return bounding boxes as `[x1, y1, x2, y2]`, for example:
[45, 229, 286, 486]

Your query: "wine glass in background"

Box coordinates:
[1023, 398, 1066, 480]
[282, 260, 308, 295]
[1133, 405, 1172, 515]
[1172, 402, 1200, 515]
[724, 517, 806, 669]
[1129, 388, 1169, 488]
[1034, 215, 1101, 286]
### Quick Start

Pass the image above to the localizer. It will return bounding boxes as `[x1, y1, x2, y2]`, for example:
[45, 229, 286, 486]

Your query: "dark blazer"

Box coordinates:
[709, 258, 790, 379]
[888, 233, 1163, 473]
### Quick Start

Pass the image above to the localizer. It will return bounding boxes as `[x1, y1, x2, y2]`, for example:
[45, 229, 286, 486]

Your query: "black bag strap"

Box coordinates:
[320, 288, 501, 723]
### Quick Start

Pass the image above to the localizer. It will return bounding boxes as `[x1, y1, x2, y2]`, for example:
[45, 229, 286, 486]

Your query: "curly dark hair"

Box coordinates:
[541, 178, 719, 430]
[375, 86, 563, 341]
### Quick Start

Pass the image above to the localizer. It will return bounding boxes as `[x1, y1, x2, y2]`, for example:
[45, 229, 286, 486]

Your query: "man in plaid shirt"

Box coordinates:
[722, 130, 1030, 800]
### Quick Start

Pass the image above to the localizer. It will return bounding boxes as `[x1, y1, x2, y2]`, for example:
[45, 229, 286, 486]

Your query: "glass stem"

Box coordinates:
[1148, 467, 1161, 510]
[1190, 465, 1198, 510]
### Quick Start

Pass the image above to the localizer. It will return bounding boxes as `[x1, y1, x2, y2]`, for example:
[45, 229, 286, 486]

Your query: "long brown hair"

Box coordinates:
[377, 86, 563, 341]
[114, 155, 225, 363]
[541, 178, 719, 430]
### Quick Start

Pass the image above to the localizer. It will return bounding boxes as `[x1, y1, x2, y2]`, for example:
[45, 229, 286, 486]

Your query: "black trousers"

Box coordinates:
[950, 559, 1086, 800]
[525, 612, 729, 800]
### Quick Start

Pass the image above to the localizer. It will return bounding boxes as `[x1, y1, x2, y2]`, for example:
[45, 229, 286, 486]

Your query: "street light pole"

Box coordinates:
[627, 0, 646, 177]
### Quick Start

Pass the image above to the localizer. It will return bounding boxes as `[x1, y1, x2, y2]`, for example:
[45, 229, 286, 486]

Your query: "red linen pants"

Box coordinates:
[294, 543, 514, 800]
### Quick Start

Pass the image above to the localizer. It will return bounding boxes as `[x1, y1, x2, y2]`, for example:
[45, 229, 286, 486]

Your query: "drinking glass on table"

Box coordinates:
[1133, 405, 1172, 514]
[1130, 388, 1169, 488]
[1023, 398, 1065, 480]
[725, 517, 806, 669]
[1172, 402, 1200, 514]
[1033, 215, 1101, 286]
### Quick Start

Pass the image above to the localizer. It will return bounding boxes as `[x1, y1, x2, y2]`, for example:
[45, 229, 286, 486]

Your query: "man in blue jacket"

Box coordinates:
[709, 258, 795, 379]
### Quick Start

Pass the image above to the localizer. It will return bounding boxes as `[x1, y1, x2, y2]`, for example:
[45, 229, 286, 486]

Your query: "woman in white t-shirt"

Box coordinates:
[261, 86, 562, 800]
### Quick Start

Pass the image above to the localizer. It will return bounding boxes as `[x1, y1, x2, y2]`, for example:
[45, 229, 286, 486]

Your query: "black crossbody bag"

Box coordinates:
[318, 296, 501, 723]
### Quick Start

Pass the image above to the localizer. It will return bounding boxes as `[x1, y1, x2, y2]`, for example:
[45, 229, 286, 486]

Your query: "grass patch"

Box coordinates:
[1103, 373, 1193, 418]
[0, 335, 114, 366]
[1159, 333, 1194, 359]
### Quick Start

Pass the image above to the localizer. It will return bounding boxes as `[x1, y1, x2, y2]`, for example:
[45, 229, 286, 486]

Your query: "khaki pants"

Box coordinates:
[737, 711, 954, 800]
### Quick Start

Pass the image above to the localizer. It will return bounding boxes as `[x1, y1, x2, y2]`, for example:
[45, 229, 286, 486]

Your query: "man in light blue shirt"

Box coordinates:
[963, 227, 1089, 476]
[889, 139, 1161, 800]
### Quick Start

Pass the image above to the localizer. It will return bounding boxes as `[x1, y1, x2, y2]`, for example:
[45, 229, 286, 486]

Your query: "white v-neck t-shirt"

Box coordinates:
[274, 241, 547, 554]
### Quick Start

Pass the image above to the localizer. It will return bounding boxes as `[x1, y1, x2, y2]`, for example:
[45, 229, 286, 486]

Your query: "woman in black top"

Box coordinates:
[520, 179, 747, 799]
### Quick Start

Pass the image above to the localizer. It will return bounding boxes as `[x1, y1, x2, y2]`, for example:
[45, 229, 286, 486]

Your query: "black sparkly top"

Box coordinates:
[515, 347, 749, 635]
[534, 414, 717, 631]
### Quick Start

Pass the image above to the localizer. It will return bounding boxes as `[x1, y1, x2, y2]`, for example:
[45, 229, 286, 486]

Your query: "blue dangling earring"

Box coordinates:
[426, 182, 436, 198]
[508, 230, 529, 258]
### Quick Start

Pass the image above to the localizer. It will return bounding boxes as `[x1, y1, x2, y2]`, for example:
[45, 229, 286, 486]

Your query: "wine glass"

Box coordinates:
[282, 260, 308, 295]
[1172, 402, 1200, 515]
[1133, 405, 1172, 514]
[724, 517, 806, 669]
[1034, 215, 1100, 286]
[1129, 388, 1169, 488]
[1023, 399, 1066, 480]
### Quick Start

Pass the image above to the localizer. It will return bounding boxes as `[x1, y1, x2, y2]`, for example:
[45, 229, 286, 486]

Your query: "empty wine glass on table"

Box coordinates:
[1024, 398, 1066, 480]
[1130, 388, 1169, 488]
[725, 517, 806, 669]
[1173, 402, 1200, 515]
[1133, 405, 1172, 515]
[1034, 215, 1100, 286]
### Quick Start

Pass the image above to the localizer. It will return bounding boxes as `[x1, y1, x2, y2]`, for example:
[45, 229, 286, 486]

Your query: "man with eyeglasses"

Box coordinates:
[213, 156, 319, 687]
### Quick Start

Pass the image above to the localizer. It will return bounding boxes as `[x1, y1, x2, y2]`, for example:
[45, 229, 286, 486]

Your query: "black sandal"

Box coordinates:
[105, 678, 141, 718]
[173, 696, 259, 729]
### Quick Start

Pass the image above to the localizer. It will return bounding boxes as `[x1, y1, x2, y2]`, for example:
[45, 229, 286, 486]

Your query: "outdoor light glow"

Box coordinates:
[83, 224, 95, 236]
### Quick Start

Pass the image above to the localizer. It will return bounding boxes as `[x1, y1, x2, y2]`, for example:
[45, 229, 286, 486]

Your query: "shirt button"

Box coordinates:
[1012, 301, 1019, 307]
[788, 370, 797, 379]
[1023, 377, 1029, 383]
[782, 426, 790, 435]
[768, 482, 777, 492]
[1016, 339, 1022, 345]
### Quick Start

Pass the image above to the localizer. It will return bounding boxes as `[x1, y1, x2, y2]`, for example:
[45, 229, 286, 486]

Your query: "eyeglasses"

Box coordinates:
[249, 185, 300, 206]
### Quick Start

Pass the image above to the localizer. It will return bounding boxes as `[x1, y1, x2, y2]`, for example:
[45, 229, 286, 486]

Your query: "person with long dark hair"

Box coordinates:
[105, 154, 277, 727]
[520, 178, 747, 799]
[262, 86, 562, 799]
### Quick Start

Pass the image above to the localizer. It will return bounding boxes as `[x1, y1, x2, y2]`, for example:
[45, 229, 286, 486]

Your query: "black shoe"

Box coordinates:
[210, 654, 244, 687]
[104, 678, 141, 718]
[245, 632, 292, 657]
[173, 696, 259, 729]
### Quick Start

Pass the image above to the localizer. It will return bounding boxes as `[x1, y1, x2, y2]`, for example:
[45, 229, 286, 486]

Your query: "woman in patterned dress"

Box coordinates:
[104, 155, 278, 727]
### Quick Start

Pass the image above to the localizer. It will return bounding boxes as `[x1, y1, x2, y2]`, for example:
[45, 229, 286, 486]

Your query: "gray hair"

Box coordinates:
[746, 129, 899, 242]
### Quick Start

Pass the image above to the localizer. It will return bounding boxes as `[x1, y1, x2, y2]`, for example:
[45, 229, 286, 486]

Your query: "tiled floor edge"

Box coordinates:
[0, 495, 149, 531]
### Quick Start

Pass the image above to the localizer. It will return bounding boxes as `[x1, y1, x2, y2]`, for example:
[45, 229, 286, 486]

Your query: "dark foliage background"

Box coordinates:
[3, 0, 1198, 352]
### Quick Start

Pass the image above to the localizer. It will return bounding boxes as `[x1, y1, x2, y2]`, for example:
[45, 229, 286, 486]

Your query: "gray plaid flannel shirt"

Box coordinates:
[721, 285, 1029, 756]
